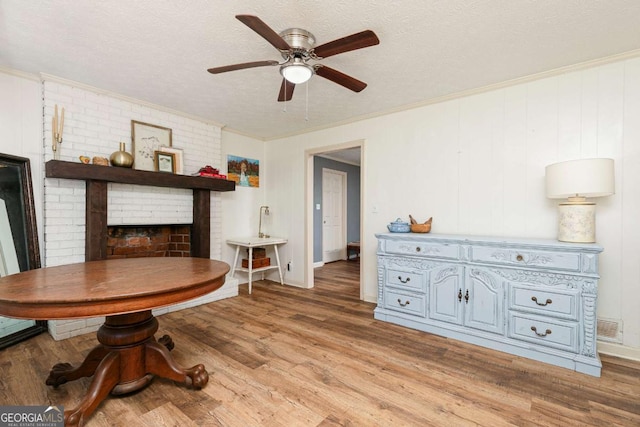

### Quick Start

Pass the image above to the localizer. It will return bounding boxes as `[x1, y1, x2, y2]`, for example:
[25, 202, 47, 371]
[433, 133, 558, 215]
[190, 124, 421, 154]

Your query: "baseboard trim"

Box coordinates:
[598, 341, 640, 362]
[363, 294, 377, 304]
[313, 262, 324, 268]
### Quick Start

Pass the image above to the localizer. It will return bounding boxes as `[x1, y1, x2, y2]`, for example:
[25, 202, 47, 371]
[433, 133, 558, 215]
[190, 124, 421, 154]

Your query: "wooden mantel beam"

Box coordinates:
[45, 160, 235, 261]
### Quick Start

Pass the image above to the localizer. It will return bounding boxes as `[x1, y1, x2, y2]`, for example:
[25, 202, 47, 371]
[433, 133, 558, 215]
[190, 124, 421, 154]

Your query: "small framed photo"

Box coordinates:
[158, 146, 184, 175]
[155, 151, 176, 173]
[131, 120, 172, 171]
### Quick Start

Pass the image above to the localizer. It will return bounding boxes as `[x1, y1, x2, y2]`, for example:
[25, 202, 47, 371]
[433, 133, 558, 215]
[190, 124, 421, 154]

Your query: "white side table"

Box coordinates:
[226, 237, 287, 294]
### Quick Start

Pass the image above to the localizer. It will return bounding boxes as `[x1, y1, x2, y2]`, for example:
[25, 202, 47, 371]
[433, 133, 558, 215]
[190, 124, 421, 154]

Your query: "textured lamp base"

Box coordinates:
[557, 201, 596, 243]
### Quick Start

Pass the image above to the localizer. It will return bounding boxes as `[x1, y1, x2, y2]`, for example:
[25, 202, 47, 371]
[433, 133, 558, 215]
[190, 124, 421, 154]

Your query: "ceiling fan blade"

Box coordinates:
[315, 66, 367, 92]
[236, 15, 291, 51]
[277, 79, 295, 102]
[207, 60, 279, 74]
[312, 30, 379, 58]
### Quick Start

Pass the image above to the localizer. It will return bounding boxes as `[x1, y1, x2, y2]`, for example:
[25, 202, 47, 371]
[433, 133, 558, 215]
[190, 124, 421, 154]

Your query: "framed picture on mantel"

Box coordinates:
[155, 151, 175, 174]
[131, 120, 172, 171]
[158, 146, 183, 175]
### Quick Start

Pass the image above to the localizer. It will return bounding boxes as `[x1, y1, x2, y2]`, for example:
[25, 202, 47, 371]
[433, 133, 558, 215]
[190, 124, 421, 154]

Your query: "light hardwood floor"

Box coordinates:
[1, 260, 639, 426]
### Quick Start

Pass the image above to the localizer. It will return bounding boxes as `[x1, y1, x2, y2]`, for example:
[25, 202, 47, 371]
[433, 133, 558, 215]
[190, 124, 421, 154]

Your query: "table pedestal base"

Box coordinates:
[46, 310, 208, 427]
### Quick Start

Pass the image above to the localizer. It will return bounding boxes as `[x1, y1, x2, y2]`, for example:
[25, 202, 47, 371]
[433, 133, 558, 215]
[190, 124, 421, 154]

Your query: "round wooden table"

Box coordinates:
[0, 257, 230, 427]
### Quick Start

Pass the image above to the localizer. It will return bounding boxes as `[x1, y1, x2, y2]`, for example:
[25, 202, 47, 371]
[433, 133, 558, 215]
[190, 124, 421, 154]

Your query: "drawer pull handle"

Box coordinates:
[398, 276, 411, 283]
[397, 299, 410, 307]
[516, 254, 524, 261]
[531, 296, 552, 306]
[458, 289, 462, 302]
[416, 247, 421, 252]
[464, 290, 469, 304]
[531, 326, 552, 337]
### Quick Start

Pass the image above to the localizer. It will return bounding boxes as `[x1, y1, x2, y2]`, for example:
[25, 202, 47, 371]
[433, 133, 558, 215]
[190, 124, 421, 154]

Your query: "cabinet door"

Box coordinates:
[464, 267, 504, 335]
[428, 265, 464, 325]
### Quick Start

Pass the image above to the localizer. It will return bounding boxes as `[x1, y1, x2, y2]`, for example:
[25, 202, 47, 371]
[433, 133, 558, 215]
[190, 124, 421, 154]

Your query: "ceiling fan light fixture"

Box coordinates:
[280, 60, 313, 84]
[209, 15, 380, 101]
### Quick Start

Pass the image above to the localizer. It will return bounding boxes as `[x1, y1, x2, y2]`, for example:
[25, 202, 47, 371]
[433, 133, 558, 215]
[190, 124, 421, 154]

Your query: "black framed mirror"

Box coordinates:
[0, 153, 46, 348]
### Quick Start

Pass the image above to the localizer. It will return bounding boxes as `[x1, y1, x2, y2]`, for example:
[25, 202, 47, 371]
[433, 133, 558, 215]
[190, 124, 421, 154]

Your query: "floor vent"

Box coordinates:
[597, 318, 622, 343]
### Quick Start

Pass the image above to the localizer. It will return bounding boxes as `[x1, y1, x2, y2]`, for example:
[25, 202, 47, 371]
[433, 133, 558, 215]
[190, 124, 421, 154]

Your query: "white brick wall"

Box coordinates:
[108, 185, 193, 226]
[43, 78, 233, 339]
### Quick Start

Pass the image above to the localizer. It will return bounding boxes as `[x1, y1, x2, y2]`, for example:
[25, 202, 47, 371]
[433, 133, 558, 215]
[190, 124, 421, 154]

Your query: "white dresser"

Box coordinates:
[375, 233, 603, 376]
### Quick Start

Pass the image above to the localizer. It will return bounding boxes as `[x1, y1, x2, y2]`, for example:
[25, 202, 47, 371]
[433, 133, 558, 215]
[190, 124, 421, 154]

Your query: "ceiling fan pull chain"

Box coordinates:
[305, 81, 309, 121]
[283, 84, 287, 113]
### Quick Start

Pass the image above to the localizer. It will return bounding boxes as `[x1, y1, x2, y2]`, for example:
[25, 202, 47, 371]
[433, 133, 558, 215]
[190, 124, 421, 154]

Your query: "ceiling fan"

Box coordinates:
[207, 15, 380, 102]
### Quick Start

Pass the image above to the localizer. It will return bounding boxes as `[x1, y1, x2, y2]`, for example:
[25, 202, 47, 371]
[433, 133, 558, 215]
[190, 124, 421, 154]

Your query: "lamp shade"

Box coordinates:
[545, 158, 615, 199]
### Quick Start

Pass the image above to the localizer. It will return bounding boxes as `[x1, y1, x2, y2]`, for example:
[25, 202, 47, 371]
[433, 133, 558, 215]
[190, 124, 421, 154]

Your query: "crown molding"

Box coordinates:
[221, 126, 266, 141]
[0, 66, 40, 81]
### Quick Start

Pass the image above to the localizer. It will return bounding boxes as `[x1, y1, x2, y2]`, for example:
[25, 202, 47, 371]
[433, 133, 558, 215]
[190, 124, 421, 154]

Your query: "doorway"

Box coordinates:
[305, 141, 364, 299]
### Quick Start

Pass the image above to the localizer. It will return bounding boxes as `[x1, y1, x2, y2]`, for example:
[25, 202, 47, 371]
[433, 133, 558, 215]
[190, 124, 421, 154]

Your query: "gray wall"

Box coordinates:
[313, 156, 361, 263]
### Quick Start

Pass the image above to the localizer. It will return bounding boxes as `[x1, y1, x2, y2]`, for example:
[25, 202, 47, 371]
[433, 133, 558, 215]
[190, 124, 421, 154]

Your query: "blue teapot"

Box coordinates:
[387, 218, 411, 233]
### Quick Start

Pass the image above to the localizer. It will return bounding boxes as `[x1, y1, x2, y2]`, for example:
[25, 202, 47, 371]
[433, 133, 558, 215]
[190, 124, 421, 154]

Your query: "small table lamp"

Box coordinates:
[545, 158, 614, 243]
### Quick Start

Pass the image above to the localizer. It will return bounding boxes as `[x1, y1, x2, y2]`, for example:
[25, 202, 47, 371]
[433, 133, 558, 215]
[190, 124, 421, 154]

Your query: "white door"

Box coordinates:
[322, 168, 346, 263]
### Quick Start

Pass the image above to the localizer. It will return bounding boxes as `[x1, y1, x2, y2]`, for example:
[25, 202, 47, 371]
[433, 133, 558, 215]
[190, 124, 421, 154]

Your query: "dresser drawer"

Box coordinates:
[386, 268, 426, 292]
[509, 285, 578, 320]
[470, 246, 581, 272]
[384, 289, 426, 318]
[508, 313, 578, 352]
[384, 240, 459, 260]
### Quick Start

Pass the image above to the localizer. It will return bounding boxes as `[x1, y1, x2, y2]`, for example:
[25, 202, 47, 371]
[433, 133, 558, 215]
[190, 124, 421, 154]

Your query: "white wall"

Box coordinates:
[0, 70, 44, 251]
[266, 56, 640, 358]
[220, 131, 274, 282]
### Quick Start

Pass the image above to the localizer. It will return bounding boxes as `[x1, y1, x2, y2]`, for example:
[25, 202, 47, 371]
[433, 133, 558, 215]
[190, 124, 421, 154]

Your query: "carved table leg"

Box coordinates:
[63, 351, 121, 427]
[47, 310, 208, 426]
[145, 340, 209, 389]
[46, 344, 109, 387]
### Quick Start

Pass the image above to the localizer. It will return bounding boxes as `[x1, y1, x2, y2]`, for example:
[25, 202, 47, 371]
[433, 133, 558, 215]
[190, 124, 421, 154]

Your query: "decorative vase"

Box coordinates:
[110, 142, 134, 168]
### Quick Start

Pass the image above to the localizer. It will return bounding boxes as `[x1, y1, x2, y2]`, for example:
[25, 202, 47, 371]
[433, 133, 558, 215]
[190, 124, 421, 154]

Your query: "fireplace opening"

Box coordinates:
[107, 225, 191, 259]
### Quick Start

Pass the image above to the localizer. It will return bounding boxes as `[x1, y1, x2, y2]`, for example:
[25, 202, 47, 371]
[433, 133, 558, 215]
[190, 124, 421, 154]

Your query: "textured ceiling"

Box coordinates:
[2, 1, 640, 140]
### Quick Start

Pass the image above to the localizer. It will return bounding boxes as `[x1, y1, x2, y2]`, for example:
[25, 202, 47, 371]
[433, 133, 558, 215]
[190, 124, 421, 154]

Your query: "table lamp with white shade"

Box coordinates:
[545, 158, 615, 243]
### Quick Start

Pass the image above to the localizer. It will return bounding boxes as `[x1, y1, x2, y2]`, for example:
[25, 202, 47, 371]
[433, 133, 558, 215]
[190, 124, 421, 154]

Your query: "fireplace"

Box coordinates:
[39, 83, 239, 341]
[107, 225, 192, 258]
[45, 160, 235, 261]
[44, 161, 239, 341]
